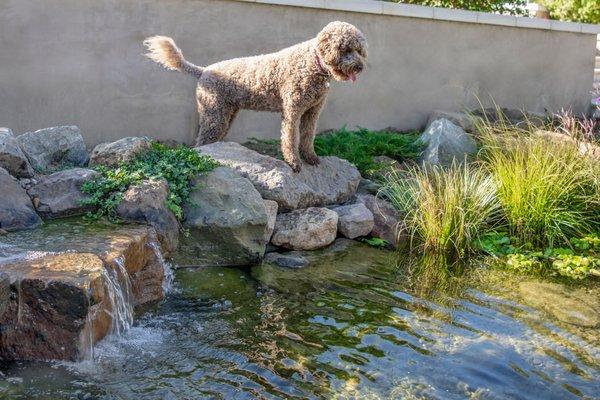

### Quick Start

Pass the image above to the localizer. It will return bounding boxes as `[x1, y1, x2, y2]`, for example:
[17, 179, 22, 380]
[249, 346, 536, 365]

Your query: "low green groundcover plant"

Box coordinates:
[476, 232, 600, 280]
[81, 142, 218, 221]
[244, 127, 424, 178]
[313, 127, 424, 177]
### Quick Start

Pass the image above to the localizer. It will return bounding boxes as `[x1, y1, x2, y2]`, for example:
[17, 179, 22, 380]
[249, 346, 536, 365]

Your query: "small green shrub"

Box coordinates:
[81, 142, 218, 221]
[314, 127, 424, 177]
[479, 128, 600, 248]
[382, 162, 501, 258]
[245, 127, 424, 178]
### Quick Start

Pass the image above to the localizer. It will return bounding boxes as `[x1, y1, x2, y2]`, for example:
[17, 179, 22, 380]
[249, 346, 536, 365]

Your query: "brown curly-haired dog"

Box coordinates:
[144, 21, 367, 172]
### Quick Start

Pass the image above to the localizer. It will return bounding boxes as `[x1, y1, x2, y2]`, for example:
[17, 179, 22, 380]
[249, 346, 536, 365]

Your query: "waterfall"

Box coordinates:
[150, 241, 174, 294]
[80, 241, 173, 361]
[100, 256, 134, 336]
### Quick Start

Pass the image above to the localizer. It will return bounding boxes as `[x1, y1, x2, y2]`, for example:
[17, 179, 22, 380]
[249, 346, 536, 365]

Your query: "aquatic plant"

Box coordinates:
[478, 232, 600, 280]
[81, 142, 218, 220]
[478, 126, 600, 248]
[381, 162, 501, 258]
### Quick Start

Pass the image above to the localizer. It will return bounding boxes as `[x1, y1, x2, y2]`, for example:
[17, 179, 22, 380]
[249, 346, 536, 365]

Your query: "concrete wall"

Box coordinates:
[0, 0, 598, 147]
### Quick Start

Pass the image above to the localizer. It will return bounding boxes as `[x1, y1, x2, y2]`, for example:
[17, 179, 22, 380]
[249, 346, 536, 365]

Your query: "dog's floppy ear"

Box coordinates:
[316, 21, 342, 65]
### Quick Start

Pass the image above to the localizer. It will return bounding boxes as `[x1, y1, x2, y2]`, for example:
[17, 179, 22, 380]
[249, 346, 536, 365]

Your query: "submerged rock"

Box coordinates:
[0, 128, 34, 178]
[356, 194, 406, 249]
[419, 118, 477, 166]
[90, 136, 151, 168]
[0, 167, 42, 231]
[197, 142, 360, 212]
[518, 281, 600, 328]
[332, 203, 374, 239]
[177, 167, 268, 267]
[271, 207, 338, 250]
[116, 178, 179, 254]
[253, 239, 393, 294]
[0, 223, 168, 361]
[264, 252, 309, 269]
[16, 126, 89, 172]
[27, 168, 99, 219]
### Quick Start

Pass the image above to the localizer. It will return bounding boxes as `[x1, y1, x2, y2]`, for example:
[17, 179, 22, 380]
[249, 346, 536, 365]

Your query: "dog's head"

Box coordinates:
[316, 21, 367, 82]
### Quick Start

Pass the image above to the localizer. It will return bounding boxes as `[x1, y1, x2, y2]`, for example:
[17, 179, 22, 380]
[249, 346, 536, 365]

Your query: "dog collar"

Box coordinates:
[314, 49, 330, 76]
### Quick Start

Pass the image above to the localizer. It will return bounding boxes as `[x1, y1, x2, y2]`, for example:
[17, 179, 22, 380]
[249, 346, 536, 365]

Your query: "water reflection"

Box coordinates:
[0, 240, 598, 399]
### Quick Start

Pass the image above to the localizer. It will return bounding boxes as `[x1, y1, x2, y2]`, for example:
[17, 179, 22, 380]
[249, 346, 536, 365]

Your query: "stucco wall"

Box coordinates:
[0, 0, 597, 146]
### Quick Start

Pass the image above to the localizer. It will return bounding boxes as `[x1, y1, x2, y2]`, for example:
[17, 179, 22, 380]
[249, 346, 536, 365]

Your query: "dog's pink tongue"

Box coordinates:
[348, 73, 357, 83]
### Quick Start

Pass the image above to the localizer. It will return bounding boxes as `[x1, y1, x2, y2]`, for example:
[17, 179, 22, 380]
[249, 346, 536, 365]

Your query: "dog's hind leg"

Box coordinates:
[195, 103, 238, 146]
[299, 99, 326, 166]
[280, 107, 303, 173]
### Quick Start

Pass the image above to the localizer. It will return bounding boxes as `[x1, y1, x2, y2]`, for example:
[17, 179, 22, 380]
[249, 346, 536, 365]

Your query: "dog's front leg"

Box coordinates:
[281, 108, 303, 173]
[300, 99, 326, 166]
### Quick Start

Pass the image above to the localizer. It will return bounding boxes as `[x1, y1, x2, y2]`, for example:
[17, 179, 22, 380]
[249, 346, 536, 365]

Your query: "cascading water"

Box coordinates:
[102, 256, 134, 336]
[84, 242, 173, 360]
[150, 241, 174, 294]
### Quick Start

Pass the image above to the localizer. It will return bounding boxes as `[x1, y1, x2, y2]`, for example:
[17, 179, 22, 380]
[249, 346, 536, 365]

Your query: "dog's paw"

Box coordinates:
[302, 153, 321, 166]
[287, 160, 302, 173]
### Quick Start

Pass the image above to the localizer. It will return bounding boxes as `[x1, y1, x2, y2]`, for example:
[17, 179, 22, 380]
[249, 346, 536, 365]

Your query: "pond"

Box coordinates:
[1, 240, 599, 399]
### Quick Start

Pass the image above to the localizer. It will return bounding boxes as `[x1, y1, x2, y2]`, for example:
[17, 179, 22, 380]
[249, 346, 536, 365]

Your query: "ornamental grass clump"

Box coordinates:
[382, 162, 501, 258]
[479, 128, 600, 248]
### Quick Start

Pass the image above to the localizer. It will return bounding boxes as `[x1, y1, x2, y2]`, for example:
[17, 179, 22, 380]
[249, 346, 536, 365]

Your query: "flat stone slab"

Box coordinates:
[197, 142, 360, 212]
[0, 221, 169, 361]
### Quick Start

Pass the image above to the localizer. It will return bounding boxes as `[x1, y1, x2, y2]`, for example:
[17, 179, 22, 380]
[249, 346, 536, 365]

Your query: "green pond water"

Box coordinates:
[1, 236, 599, 399]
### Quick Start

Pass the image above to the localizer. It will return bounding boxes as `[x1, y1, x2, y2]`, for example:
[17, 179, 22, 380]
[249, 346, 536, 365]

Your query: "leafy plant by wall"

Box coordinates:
[537, 0, 600, 24]
[386, 0, 528, 15]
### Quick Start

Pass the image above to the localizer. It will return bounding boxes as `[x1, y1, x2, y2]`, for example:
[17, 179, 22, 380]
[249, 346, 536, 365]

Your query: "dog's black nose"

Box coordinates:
[355, 64, 364, 73]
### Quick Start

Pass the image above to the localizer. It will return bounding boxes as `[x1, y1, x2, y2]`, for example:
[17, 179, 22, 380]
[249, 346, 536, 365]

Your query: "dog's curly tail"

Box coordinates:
[143, 36, 203, 78]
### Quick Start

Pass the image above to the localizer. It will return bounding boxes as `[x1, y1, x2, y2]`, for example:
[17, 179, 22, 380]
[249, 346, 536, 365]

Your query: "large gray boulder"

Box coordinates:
[177, 167, 268, 267]
[0, 167, 41, 231]
[271, 207, 338, 250]
[90, 136, 151, 168]
[332, 203, 374, 239]
[27, 168, 99, 219]
[356, 194, 406, 249]
[426, 110, 483, 133]
[116, 178, 179, 254]
[17, 126, 89, 172]
[0, 128, 34, 178]
[197, 142, 361, 212]
[419, 118, 477, 166]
